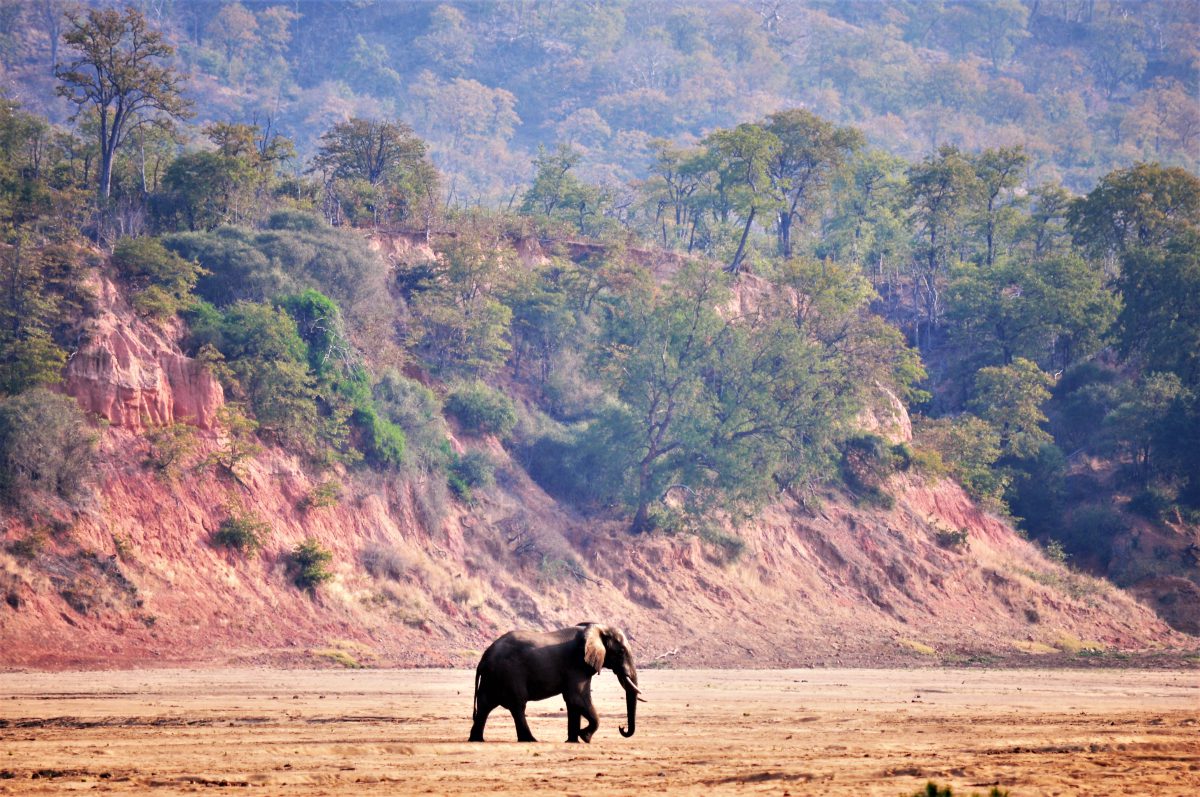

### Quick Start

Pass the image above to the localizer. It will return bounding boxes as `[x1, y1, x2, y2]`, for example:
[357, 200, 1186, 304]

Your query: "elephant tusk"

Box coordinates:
[636, 695, 648, 703]
[624, 681, 643, 695]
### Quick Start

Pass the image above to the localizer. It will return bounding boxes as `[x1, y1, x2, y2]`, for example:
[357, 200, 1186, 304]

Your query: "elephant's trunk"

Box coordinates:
[617, 663, 640, 737]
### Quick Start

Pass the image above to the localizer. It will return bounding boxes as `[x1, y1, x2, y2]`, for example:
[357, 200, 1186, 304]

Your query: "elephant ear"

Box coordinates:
[582, 624, 606, 673]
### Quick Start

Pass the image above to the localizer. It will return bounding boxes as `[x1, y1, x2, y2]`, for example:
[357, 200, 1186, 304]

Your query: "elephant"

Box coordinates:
[469, 622, 644, 743]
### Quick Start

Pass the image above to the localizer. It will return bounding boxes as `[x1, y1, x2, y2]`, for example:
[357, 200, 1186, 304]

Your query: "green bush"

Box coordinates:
[444, 381, 517, 437]
[145, 422, 200, 479]
[935, 526, 970, 549]
[1061, 504, 1126, 565]
[290, 538, 334, 591]
[913, 414, 1009, 510]
[299, 480, 342, 511]
[266, 209, 325, 232]
[353, 406, 407, 470]
[450, 450, 495, 488]
[447, 450, 495, 501]
[184, 300, 320, 452]
[213, 510, 269, 555]
[1128, 486, 1175, 520]
[840, 434, 903, 507]
[0, 388, 98, 512]
[112, 236, 205, 321]
[372, 371, 448, 471]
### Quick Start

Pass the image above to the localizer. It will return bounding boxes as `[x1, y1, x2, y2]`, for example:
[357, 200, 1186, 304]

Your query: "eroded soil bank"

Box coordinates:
[1, 668, 1196, 795]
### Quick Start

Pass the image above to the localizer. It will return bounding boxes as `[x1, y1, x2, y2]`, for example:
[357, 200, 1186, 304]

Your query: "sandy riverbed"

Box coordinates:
[0, 667, 1196, 795]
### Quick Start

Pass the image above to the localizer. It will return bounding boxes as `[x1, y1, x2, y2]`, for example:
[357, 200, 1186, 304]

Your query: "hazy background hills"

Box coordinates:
[6, 0, 1197, 203]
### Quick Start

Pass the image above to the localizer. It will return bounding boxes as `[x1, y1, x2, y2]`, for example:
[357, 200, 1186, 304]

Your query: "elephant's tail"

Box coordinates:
[472, 666, 482, 722]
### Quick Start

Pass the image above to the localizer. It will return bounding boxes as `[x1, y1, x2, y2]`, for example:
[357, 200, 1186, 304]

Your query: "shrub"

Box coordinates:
[840, 434, 902, 507]
[935, 526, 970, 549]
[266, 209, 325, 232]
[290, 538, 334, 591]
[0, 388, 98, 512]
[6, 528, 47, 559]
[360, 542, 410, 580]
[299, 480, 342, 511]
[909, 446, 949, 476]
[112, 236, 205, 321]
[145, 422, 200, 479]
[353, 406, 406, 470]
[372, 371, 448, 470]
[913, 414, 1009, 510]
[1060, 504, 1126, 564]
[1042, 538, 1068, 564]
[1128, 486, 1175, 520]
[205, 404, 263, 480]
[186, 300, 321, 452]
[451, 451, 495, 489]
[444, 381, 517, 437]
[213, 510, 269, 555]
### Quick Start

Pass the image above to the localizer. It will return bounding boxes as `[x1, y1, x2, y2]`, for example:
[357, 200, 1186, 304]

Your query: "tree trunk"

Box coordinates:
[727, 206, 756, 274]
[778, 209, 793, 257]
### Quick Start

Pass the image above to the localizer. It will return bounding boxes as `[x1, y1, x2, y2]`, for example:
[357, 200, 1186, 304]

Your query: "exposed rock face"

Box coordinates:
[368, 231, 437, 265]
[61, 275, 223, 431]
[857, 384, 914, 444]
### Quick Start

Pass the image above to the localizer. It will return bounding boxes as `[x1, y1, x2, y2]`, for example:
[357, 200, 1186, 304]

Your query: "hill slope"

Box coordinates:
[0, 269, 1189, 670]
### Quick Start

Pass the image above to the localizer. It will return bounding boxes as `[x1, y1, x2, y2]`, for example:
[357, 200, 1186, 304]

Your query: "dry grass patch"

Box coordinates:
[1011, 639, 1058, 655]
[312, 639, 376, 668]
[899, 638, 937, 656]
[1053, 633, 1104, 654]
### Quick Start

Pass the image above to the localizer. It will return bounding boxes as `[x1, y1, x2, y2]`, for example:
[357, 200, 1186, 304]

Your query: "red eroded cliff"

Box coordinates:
[61, 274, 223, 431]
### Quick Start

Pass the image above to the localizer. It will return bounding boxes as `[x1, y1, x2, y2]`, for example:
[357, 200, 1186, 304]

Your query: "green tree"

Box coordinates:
[0, 239, 68, 393]
[818, 149, 911, 288]
[946, 255, 1117, 372]
[1067, 163, 1200, 264]
[913, 414, 1008, 507]
[762, 108, 863, 257]
[906, 145, 980, 346]
[972, 146, 1029, 267]
[970, 357, 1054, 458]
[704, 122, 779, 273]
[1104, 372, 1189, 483]
[407, 225, 514, 377]
[595, 263, 858, 531]
[187, 300, 319, 452]
[314, 118, 436, 227]
[55, 7, 192, 200]
[0, 387, 98, 512]
[1116, 230, 1200, 387]
[520, 143, 597, 223]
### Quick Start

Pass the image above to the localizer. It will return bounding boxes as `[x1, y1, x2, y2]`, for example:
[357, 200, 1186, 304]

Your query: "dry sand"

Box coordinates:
[0, 667, 1196, 795]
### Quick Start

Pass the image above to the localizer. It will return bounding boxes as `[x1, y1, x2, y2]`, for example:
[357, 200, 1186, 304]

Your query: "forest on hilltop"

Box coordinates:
[0, 1, 1198, 623]
[2, 1, 1197, 202]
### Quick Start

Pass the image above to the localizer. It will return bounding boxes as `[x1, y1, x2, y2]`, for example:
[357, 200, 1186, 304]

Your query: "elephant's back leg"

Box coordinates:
[470, 659, 501, 741]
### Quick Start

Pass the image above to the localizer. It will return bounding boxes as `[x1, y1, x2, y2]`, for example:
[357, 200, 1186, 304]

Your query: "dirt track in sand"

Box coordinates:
[0, 668, 1196, 795]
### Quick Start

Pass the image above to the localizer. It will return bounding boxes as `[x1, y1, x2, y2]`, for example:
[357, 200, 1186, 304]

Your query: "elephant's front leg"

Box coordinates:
[510, 704, 537, 742]
[578, 698, 599, 743]
[565, 704, 582, 743]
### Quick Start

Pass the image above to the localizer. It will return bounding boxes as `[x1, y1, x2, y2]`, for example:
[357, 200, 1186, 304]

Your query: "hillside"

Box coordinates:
[0, 259, 1189, 670]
